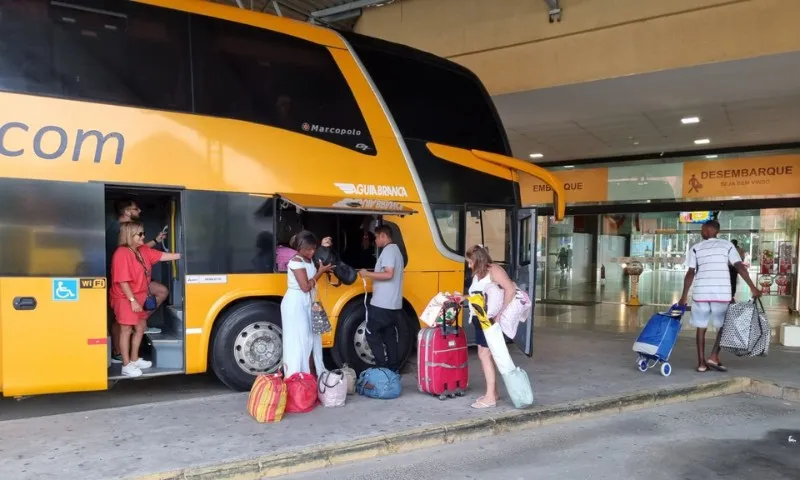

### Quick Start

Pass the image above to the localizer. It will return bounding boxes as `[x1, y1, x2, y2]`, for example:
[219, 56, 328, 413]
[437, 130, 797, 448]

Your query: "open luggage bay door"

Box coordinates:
[277, 193, 417, 217]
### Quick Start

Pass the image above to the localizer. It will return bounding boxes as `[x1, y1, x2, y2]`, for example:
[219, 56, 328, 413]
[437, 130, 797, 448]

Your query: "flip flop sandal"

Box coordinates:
[706, 360, 728, 372]
[471, 400, 496, 409]
[697, 365, 708, 373]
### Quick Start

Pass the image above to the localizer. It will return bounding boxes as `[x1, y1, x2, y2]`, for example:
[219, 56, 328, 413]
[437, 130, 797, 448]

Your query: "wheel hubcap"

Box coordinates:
[353, 320, 375, 365]
[233, 322, 283, 375]
[353, 319, 403, 366]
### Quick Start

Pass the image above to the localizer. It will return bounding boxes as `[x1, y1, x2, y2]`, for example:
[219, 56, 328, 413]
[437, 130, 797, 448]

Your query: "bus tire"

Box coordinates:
[210, 300, 283, 392]
[332, 301, 413, 374]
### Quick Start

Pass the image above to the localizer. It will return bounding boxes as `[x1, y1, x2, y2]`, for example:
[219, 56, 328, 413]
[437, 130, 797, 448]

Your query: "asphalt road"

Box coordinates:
[275, 394, 800, 480]
[0, 373, 232, 421]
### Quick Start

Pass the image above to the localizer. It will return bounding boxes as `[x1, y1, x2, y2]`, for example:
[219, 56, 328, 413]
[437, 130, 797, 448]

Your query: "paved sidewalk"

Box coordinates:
[1, 327, 798, 480]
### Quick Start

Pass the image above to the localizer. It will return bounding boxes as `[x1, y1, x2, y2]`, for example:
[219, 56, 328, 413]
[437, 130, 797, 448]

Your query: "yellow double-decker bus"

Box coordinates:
[0, 0, 563, 396]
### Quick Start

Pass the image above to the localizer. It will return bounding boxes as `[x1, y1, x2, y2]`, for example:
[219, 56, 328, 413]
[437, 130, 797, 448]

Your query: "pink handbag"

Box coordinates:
[484, 282, 532, 338]
[483, 283, 504, 319]
[498, 289, 532, 338]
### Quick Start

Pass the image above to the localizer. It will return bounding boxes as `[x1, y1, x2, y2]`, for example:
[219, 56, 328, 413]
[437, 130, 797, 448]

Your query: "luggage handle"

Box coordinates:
[660, 303, 686, 317]
[751, 297, 766, 313]
[318, 370, 343, 393]
[439, 297, 463, 336]
[441, 322, 460, 336]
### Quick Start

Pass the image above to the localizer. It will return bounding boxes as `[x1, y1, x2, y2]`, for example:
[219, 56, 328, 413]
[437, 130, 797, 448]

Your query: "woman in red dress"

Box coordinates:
[110, 221, 181, 378]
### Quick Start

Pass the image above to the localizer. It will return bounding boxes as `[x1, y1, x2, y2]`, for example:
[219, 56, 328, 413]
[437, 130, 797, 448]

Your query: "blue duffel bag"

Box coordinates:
[356, 367, 402, 399]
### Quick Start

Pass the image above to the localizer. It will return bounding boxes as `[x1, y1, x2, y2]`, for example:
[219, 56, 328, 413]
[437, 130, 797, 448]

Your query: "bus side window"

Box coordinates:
[0, 178, 105, 277]
[189, 13, 375, 155]
[0, 1, 61, 96]
[0, 1, 192, 111]
[183, 192, 275, 275]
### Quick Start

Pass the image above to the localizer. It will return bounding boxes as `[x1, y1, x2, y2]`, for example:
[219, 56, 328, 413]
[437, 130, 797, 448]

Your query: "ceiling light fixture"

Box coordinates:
[694, 138, 711, 145]
[706, 155, 718, 159]
[681, 116, 700, 125]
[563, 165, 574, 169]
[529, 153, 544, 159]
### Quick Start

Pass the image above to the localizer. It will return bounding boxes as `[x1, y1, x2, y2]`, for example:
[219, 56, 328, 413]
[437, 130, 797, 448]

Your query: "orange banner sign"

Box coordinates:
[519, 168, 608, 205]
[682, 155, 800, 198]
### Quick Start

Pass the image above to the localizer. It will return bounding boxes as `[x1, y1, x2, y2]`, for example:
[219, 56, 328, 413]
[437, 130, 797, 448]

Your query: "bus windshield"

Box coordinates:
[341, 32, 510, 156]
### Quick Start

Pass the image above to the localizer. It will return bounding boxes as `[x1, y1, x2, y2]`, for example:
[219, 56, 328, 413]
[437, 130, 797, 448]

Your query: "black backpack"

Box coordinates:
[313, 246, 357, 286]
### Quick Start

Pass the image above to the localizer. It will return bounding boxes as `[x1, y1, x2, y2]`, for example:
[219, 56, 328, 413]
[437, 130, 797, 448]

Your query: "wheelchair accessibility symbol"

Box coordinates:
[52, 278, 79, 302]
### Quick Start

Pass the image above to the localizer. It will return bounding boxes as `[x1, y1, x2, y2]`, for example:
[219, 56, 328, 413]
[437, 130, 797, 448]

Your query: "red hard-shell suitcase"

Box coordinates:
[417, 325, 469, 399]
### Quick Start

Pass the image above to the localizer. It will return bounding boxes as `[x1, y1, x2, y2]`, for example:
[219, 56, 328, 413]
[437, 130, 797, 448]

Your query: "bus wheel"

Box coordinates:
[332, 303, 413, 374]
[210, 300, 283, 391]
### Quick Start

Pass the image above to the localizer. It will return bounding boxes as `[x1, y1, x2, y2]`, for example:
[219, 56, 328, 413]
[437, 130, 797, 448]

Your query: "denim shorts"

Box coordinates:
[472, 316, 489, 348]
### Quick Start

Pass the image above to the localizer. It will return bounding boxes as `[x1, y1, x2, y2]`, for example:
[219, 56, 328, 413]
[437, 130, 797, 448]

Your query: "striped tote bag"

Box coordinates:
[247, 373, 287, 423]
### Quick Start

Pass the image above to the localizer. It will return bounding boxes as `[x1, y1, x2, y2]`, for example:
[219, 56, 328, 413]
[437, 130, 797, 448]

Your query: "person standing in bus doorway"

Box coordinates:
[359, 225, 405, 373]
[110, 222, 181, 377]
[106, 199, 168, 363]
[679, 220, 760, 373]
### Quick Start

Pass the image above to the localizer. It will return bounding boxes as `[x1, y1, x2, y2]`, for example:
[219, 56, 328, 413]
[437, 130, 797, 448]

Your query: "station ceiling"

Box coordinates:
[496, 51, 800, 164]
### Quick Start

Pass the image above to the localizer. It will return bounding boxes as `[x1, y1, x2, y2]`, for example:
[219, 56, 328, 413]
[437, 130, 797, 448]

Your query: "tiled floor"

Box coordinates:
[542, 269, 794, 308]
[532, 301, 799, 342]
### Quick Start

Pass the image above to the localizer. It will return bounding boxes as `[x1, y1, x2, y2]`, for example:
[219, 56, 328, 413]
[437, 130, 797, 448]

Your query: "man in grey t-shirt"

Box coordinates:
[359, 225, 404, 372]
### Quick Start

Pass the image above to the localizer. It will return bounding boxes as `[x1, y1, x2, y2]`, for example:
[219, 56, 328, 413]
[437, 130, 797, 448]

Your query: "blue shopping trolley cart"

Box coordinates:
[632, 304, 686, 377]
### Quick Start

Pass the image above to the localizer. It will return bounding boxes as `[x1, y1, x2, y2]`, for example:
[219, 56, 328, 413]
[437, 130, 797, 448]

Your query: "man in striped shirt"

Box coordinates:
[679, 220, 760, 373]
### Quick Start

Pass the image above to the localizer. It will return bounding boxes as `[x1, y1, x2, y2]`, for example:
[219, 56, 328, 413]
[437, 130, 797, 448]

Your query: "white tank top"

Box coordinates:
[469, 273, 491, 294]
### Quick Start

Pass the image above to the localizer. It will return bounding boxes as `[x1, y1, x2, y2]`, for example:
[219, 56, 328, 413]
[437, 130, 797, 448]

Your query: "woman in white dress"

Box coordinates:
[282, 231, 334, 377]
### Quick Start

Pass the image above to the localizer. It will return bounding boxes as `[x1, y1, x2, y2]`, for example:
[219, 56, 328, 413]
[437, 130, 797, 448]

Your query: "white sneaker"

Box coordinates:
[133, 358, 152, 369]
[122, 363, 142, 378]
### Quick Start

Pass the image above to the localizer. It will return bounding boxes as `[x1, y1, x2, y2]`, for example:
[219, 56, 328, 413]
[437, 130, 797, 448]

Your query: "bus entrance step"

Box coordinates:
[107, 365, 184, 381]
[147, 332, 184, 370]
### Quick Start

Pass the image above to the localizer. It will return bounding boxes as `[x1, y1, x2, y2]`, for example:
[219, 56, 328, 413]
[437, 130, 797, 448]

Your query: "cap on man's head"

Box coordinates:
[703, 219, 720, 230]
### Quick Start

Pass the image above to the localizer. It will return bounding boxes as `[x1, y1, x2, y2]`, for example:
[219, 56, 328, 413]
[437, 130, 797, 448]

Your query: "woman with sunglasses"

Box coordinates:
[110, 221, 181, 377]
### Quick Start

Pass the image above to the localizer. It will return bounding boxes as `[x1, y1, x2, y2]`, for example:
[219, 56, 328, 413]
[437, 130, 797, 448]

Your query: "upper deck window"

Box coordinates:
[1, 1, 376, 156]
[0, 0, 191, 111]
[344, 33, 509, 155]
[191, 15, 376, 155]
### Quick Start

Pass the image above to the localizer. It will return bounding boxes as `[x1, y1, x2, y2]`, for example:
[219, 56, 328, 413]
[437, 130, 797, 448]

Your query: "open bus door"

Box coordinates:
[512, 207, 536, 355]
[471, 149, 564, 356]
[462, 206, 537, 356]
[0, 180, 108, 397]
[430, 146, 564, 356]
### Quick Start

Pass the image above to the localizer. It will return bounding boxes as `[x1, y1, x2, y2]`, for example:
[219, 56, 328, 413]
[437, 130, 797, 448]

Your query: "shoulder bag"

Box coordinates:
[128, 247, 158, 311]
[310, 287, 332, 335]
